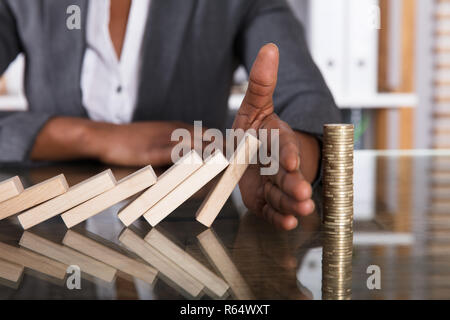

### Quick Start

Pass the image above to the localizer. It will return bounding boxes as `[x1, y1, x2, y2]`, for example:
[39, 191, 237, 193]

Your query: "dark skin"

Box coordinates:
[109, 0, 132, 59]
[31, 5, 319, 231]
[233, 44, 318, 231]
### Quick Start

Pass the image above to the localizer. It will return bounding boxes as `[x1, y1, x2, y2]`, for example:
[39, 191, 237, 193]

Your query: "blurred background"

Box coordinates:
[0, 0, 442, 151]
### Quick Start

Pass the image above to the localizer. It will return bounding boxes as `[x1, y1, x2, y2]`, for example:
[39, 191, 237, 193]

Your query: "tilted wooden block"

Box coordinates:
[20, 231, 117, 282]
[118, 150, 203, 227]
[119, 228, 204, 298]
[0, 174, 69, 221]
[145, 228, 229, 298]
[0, 258, 24, 283]
[18, 170, 117, 230]
[63, 229, 157, 284]
[197, 229, 254, 300]
[61, 166, 157, 228]
[144, 150, 229, 227]
[196, 133, 260, 227]
[0, 176, 24, 203]
[0, 241, 67, 280]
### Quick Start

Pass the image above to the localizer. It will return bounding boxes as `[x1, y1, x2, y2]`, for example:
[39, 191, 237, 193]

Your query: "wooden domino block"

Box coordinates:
[20, 231, 117, 282]
[196, 133, 260, 227]
[143, 150, 229, 227]
[0, 258, 24, 283]
[145, 228, 229, 298]
[119, 228, 204, 298]
[61, 166, 157, 228]
[0, 176, 24, 203]
[197, 229, 254, 299]
[18, 170, 117, 230]
[0, 241, 67, 279]
[118, 150, 203, 226]
[63, 230, 157, 284]
[0, 174, 69, 221]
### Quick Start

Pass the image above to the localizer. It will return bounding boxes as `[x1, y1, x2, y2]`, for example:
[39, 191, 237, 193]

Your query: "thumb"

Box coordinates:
[233, 43, 279, 130]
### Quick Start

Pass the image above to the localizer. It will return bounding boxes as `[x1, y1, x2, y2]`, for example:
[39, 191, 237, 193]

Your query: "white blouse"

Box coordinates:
[81, 0, 151, 124]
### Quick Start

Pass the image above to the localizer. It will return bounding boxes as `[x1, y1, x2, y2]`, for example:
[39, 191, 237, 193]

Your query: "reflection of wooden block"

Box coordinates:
[63, 230, 157, 284]
[0, 258, 24, 282]
[144, 150, 229, 227]
[18, 170, 117, 230]
[197, 229, 254, 299]
[20, 231, 117, 282]
[145, 228, 229, 298]
[119, 151, 203, 226]
[196, 133, 260, 227]
[0, 176, 24, 203]
[0, 241, 67, 279]
[0, 175, 69, 221]
[61, 166, 157, 228]
[119, 228, 204, 298]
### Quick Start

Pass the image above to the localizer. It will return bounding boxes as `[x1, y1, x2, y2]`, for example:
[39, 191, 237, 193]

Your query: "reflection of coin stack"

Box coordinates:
[321, 124, 354, 300]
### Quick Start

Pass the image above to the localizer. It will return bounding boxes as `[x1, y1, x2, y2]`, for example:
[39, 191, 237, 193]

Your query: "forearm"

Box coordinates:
[294, 131, 320, 184]
[30, 117, 192, 167]
[30, 117, 104, 162]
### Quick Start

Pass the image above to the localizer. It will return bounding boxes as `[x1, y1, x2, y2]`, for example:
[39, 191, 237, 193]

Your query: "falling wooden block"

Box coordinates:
[18, 170, 117, 230]
[0, 174, 69, 221]
[196, 133, 260, 227]
[143, 150, 229, 227]
[0, 241, 67, 279]
[119, 228, 204, 298]
[0, 258, 24, 283]
[20, 231, 117, 282]
[63, 229, 157, 284]
[61, 166, 157, 228]
[0, 176, 24, 203]
[145, 228, 229, 298]
[197, 229, 254, 299]
[119, 151, 203, 227]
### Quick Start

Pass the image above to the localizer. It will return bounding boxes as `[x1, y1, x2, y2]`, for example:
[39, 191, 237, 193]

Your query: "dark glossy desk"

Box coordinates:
[0, 151, 448, 300]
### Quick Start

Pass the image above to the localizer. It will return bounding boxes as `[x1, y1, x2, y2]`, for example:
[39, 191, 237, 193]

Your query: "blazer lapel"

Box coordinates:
[46, 0, 88, 115]
[134, 0, 196, 120]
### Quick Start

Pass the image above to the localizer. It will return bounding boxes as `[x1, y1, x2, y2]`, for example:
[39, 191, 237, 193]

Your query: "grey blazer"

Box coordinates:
[0, 0, 341, 163]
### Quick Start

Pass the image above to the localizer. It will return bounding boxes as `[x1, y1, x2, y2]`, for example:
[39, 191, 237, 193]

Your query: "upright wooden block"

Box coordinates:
[145, 228, 229, 298]
[118, 151, 203, 226]
[20, 231, 117, 282]
[18, 170, 117, 230]
[0, 241, 67, 279]
[0, 258, 24, 283]
[0, 176, 24, 203]
[197, 229, 254, 300]
[143, 150, 229, 227]
[119, 228, 204, 298]
[63, 230, 157, 284]
[0, 174, 69, 221]
[61, 166, 157, 228]
[196, 133, 260, 227]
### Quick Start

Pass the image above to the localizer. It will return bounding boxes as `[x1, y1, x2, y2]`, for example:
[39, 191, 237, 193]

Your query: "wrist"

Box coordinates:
[80, 120, 114, 160]
[294, 131, 320, 183]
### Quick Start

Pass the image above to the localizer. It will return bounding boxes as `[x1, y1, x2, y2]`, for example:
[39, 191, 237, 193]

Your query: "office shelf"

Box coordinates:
[229, 92, 418, 110]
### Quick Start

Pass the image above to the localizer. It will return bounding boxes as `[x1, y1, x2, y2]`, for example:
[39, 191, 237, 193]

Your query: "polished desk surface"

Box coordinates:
[0, 150, 449, 300]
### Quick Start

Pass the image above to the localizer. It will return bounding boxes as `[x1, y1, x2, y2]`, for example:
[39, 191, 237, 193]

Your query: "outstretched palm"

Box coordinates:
[233, 44, 316, 231]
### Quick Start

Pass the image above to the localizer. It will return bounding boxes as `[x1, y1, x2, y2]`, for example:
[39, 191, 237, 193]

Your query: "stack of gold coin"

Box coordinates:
[321, 124, 354, 300]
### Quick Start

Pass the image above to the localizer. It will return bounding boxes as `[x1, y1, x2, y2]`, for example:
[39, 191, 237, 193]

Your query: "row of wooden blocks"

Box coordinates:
[0, 227, 253, 299]
[0, 133, 260, 230]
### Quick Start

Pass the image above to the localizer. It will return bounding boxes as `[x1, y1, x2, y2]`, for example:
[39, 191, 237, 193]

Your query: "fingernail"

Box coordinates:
[297, 155, 301, 171]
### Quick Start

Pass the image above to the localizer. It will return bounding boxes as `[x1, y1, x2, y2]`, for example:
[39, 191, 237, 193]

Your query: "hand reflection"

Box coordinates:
[230, 206, 321, 300]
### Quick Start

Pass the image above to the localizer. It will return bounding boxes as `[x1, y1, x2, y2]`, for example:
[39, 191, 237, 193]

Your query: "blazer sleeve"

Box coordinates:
[0, 0, 55, 163]
[236, 0, 342, 136]
[0, 0, 20, 74]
